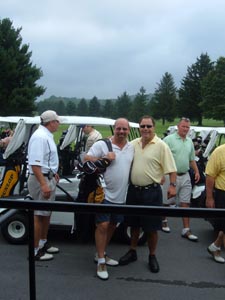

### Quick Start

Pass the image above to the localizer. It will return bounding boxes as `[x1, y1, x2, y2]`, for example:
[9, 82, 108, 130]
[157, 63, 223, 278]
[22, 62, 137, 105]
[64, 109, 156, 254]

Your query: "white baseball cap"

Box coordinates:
[40, 110, 60, 123]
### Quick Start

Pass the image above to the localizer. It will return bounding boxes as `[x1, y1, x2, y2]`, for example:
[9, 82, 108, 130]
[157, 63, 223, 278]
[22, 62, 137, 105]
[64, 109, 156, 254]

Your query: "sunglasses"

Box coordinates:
[140, 125, 153, 128]
[180, 117, 190, 122]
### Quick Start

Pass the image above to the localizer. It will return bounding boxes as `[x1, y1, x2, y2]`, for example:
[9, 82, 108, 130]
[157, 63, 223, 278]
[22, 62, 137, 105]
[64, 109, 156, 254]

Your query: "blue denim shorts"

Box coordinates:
[95, 199, 124, 224]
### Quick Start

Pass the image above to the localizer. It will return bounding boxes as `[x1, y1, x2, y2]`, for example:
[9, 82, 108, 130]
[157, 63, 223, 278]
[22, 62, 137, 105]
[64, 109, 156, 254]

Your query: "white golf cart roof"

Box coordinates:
[168, 125, 225, 135]
[0, 115, 140, 159]
[0, 116, 139, 127]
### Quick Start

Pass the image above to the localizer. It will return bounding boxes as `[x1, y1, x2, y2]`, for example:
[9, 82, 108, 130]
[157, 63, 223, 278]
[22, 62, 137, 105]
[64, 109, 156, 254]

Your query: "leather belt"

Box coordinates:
[177, 173, 187, 176]
[30, 173, 49, 176]
[30, 172, 55, 178]
[132, 183, 159, 190]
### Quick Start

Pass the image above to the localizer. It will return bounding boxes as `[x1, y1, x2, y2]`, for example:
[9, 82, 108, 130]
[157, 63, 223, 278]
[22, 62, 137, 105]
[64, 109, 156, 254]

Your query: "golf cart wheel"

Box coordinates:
[123, 225, 147, 245]
[1, 213, 28, 244]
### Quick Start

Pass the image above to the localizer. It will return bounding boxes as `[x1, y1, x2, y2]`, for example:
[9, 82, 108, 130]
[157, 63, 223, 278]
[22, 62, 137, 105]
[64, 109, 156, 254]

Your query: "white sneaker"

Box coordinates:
[162, 220, 171, 233]
[181, 230, 198, 242]
[97, 263, 109, 280]
[94, 254, 119, 266]
[207, 243, 225, 264]
[43, 242, 59, 254]
[35, 249, 53, 261]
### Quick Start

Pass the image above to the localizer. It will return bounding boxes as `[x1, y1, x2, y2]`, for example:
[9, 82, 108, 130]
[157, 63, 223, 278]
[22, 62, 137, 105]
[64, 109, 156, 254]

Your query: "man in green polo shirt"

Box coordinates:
[163, 117, 200, 241]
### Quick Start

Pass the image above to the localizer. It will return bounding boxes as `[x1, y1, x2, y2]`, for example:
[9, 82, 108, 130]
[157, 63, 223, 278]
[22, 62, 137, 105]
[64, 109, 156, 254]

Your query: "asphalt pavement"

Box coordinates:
[1, 217, 225, 300]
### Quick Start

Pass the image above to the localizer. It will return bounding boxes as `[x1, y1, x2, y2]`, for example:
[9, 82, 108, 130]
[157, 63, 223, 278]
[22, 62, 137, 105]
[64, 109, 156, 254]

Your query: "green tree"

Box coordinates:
[77, 98, 88, 116]
[114, 91, 131, 119]
[129, 87, 148, 122]
[66, 100, 77, 115]
[101, 100, 115, 118]
[88, 96, 101, 116]
[201, 57, 225, 125]
[0, 18, 45, 115]
[149, 72, 177, 125]
[55, 100, 67, 115]
[178, 53, 213, 125]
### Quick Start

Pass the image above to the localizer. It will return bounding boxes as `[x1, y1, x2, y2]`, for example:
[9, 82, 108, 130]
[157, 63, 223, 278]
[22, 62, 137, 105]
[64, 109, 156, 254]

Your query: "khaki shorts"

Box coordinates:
[27, 175, 57, 217]
[162, 173, 192, 205]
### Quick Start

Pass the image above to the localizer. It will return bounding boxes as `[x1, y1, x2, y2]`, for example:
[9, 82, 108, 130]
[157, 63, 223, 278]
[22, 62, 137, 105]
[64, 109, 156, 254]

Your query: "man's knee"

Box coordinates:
[96, 221, 109, 233]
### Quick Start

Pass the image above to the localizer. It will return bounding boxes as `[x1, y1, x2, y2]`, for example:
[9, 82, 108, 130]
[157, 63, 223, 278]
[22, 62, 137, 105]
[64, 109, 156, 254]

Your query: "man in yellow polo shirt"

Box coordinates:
[119, 115, 177, 273]
[206, 144, 225, 264]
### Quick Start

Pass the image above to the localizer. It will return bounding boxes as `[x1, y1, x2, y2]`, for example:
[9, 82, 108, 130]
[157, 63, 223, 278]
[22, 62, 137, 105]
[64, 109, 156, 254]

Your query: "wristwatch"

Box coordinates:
[170, 182, 176, 187]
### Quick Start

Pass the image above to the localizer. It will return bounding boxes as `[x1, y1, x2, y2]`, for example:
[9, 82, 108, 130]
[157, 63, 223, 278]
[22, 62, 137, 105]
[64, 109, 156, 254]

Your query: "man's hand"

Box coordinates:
[41, 182, 51, 199]
[167, 186, 176, 199]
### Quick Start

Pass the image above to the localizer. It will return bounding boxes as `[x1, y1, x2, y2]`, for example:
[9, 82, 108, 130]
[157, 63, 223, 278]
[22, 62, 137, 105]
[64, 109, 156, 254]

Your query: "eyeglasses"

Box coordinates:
[140, 125, 153, 128]
[115, 127, 128, 131]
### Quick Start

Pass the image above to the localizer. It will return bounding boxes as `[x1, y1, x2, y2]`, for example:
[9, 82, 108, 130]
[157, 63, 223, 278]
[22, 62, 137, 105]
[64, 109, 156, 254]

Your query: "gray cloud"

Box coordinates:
[1, 0, 225, 99]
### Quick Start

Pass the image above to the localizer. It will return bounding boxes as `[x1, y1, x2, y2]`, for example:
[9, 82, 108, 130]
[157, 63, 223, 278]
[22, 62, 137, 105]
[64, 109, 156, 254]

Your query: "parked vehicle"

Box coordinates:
[0, 116, 146, 245]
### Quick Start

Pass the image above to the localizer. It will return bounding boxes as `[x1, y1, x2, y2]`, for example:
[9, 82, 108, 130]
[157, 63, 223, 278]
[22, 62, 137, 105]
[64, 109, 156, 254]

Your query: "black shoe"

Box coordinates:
[119, 249, 137, 266]
[149, 255, 159, 273]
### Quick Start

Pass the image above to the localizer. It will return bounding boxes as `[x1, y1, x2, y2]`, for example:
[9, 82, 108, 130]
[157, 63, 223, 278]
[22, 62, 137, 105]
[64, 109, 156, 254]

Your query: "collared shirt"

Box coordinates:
[164, 132, 195, 173]
[130, 135, 177, 186]
[28, 125, 59, 174]
[85, 129, 102, 152]
[205, 144, 225, 191]
[87, 139, 134, 204]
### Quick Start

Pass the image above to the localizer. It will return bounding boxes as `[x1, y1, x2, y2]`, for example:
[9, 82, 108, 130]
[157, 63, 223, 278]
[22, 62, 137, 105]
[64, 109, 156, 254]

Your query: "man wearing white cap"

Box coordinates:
[27, 110, 60, 261]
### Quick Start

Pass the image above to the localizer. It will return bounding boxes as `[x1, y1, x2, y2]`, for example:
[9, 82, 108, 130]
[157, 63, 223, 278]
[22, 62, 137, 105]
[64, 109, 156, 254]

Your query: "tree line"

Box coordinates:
[1, 18, 225, 125]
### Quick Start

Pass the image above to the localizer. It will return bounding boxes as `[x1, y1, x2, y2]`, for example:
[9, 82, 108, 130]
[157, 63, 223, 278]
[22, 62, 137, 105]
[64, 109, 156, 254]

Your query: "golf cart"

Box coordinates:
[0, 115, 146, 245]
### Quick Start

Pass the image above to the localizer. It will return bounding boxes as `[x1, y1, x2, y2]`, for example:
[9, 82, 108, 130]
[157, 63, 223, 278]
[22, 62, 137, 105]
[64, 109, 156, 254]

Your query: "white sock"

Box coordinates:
[210, 243, 221, 251]
[98, 257, 106, 265]
[39, 239, 47, 248]
[34, 247, 39, 255]
[182, 228, 190, 235]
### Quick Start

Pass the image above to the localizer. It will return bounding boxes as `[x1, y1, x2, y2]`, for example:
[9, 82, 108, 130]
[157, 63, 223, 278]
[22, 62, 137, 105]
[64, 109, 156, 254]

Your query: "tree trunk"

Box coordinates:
[197, 115, 203, 126]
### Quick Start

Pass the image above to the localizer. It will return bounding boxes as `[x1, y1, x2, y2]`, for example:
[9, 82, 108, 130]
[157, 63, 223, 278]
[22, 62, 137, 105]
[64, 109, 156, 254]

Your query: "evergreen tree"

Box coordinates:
[201, 57, 225, 125]
[0, 18, 45, 115]
[114, 91, 131, 119]
[77, 98, 88, 116]
[149, 72, 177, 125]
[66, 101, 77, 115]
[88, 96, 101, 116]
[55, 100, 67, 115]
[178, 53, 213, 125]
[129, 87, 148, 122]
[101, 100, 115, 118]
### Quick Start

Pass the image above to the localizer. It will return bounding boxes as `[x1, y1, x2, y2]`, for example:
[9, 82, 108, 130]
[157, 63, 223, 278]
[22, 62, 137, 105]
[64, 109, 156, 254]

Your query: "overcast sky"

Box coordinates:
[1, 0, 225, 100]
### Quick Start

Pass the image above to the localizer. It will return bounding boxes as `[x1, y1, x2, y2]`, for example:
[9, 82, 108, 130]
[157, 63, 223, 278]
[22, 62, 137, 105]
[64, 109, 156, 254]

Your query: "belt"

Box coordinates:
[30, 173, 55, 178]
[132, 183, 159, 190]
[30, 173, 49, 176]
[177, 172, 187, 176]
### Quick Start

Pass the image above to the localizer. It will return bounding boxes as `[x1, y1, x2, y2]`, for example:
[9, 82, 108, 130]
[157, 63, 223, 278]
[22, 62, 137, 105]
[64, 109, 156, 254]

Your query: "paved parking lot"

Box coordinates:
[1, 217, 225, 300]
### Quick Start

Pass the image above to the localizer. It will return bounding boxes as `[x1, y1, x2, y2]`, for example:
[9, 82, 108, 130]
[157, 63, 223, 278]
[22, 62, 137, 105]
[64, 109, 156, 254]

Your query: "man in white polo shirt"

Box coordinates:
[27, 110, 60, 261]
[85, 118, 134, 280]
